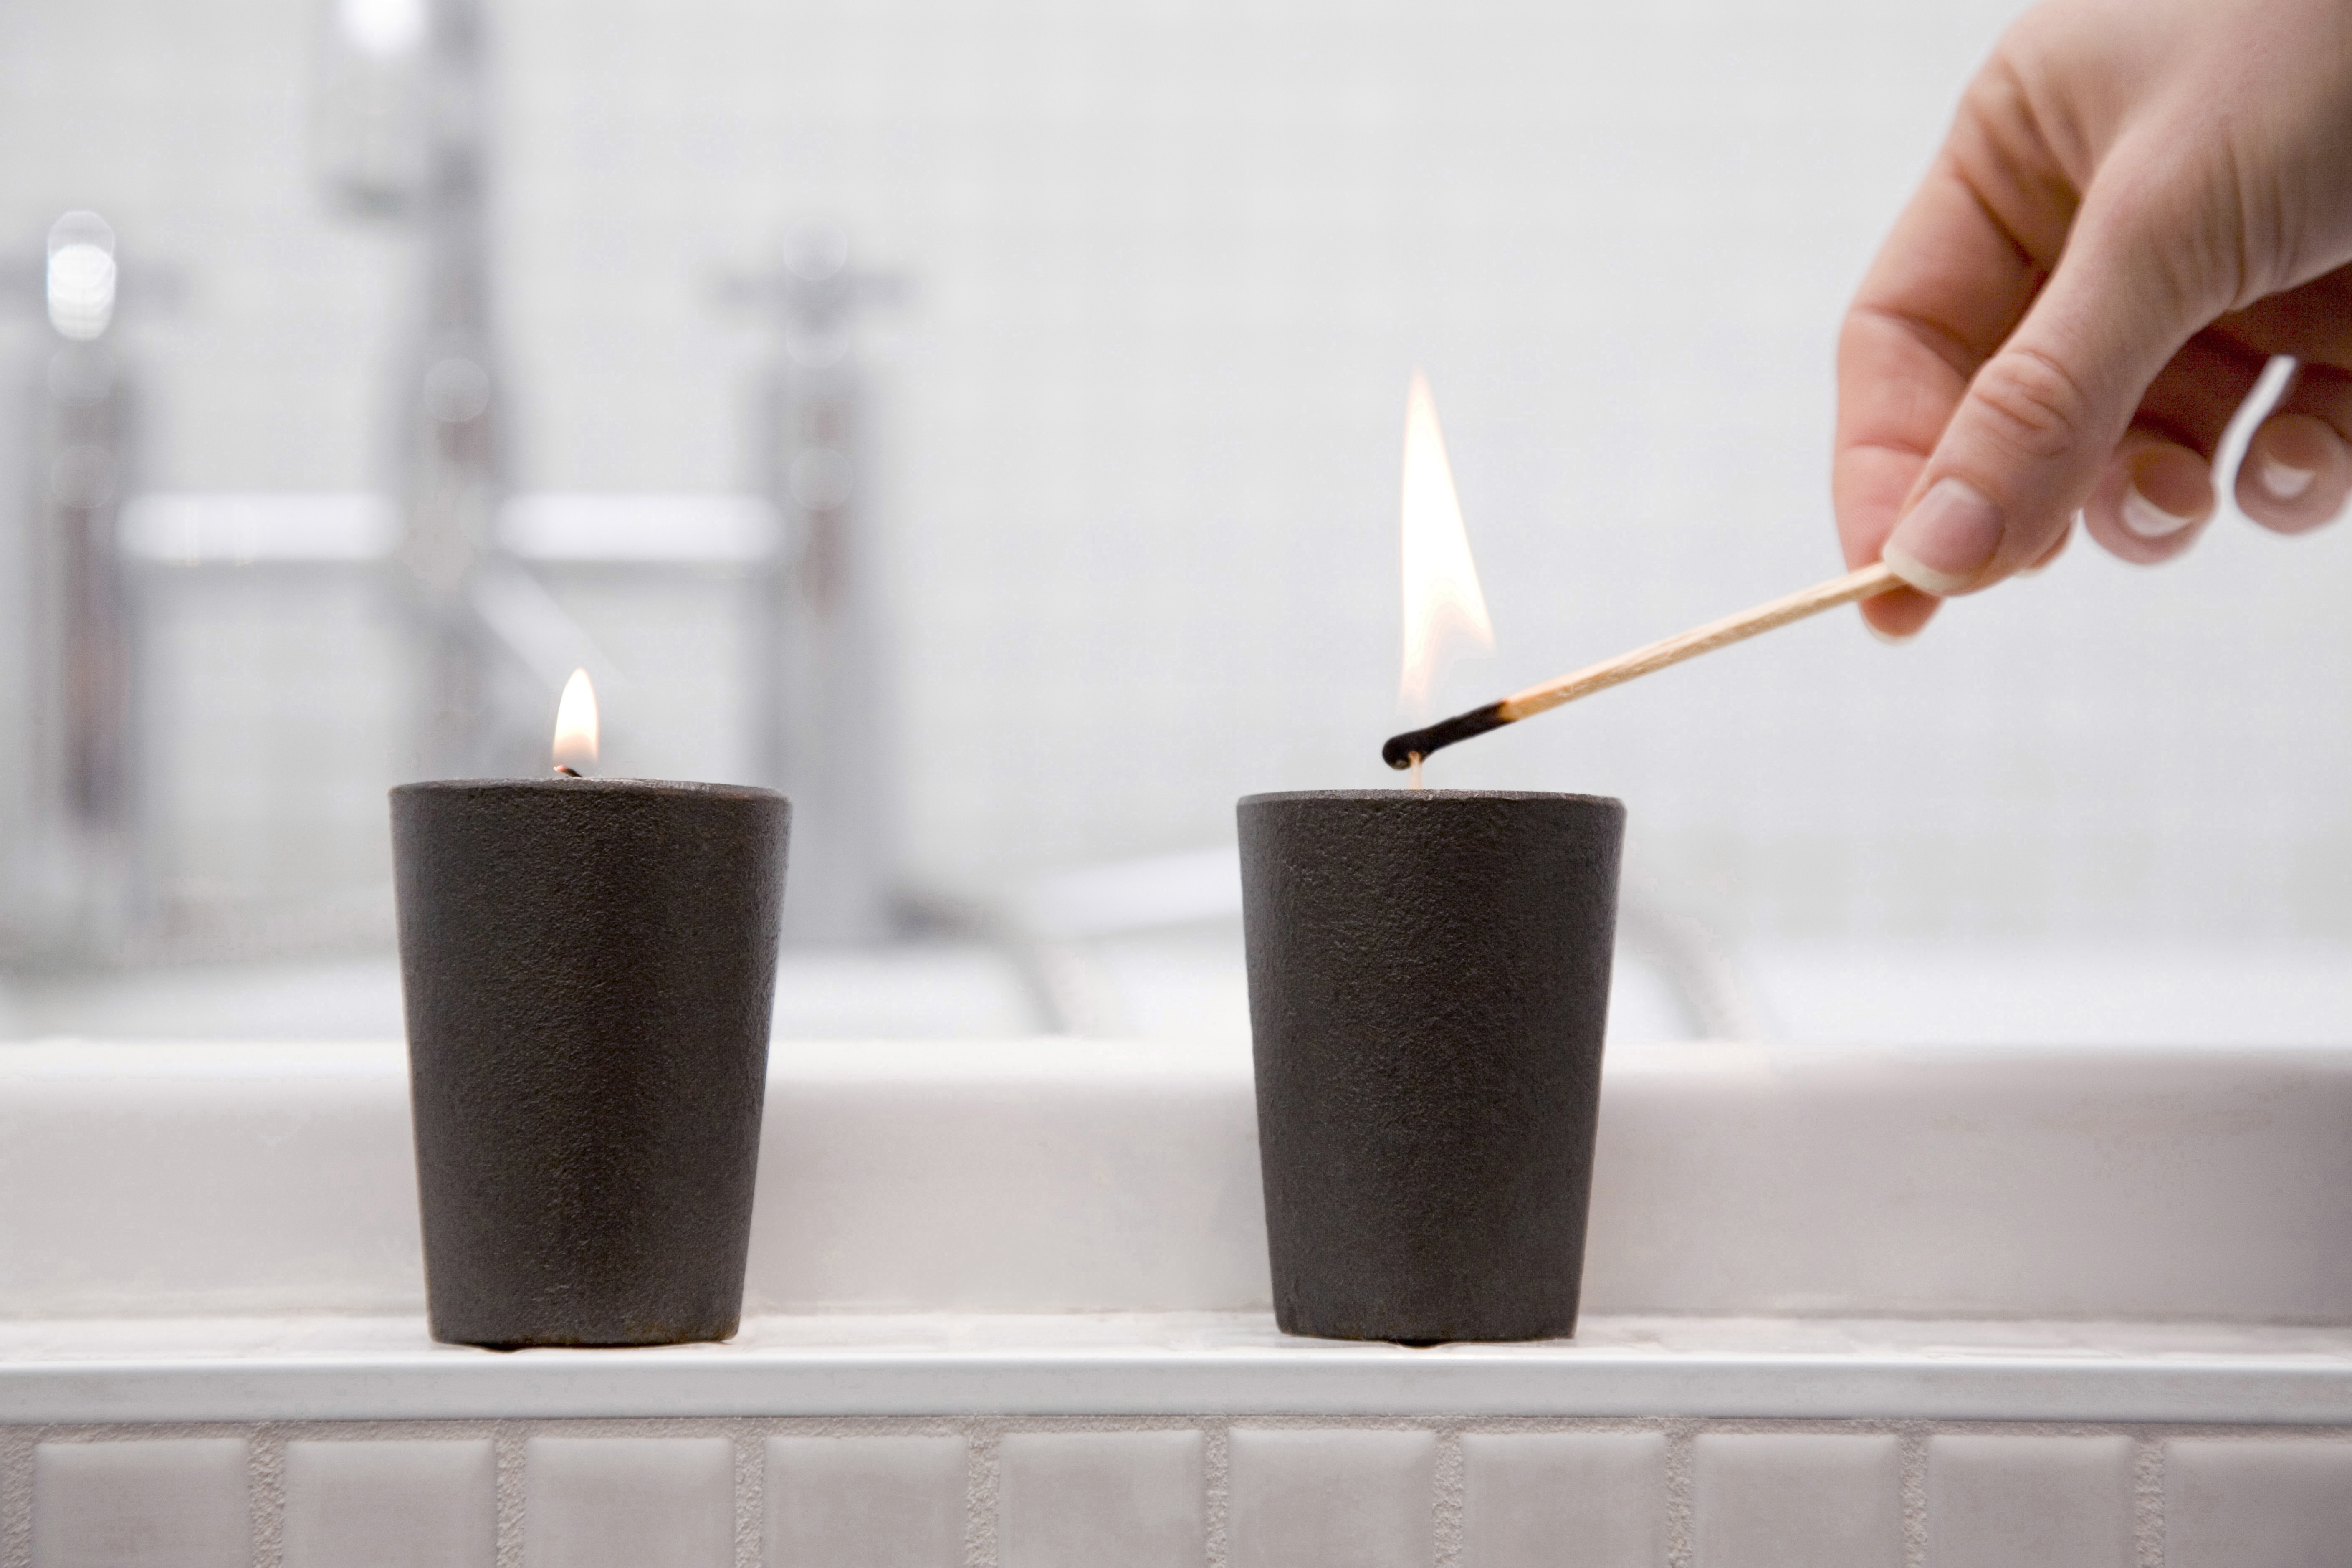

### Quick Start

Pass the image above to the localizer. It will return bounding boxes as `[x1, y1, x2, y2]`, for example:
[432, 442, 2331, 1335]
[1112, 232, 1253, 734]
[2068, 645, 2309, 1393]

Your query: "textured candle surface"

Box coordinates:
[392, 777, 789, 1348]
[1238, 789, 1624, 1343]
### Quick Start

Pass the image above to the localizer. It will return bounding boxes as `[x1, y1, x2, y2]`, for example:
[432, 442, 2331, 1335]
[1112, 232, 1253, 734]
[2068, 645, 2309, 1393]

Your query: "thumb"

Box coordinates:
[1882, 185, 2220, 594]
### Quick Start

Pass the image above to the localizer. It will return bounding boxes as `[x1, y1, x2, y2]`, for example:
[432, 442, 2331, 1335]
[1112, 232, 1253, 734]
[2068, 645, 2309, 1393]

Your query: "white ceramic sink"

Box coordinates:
[5, 1035, 2348, 1325]
[8, 935, 2344, 1050]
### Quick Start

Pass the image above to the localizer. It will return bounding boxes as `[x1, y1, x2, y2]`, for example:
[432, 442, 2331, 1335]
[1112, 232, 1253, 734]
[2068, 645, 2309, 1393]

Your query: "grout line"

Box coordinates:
[963, 1419, 1000, 1568]
[1662, 1419, 1696, 1568]
[1202, 1419, 1229, 1568]
[734, 1421, 763, 1568]
[1431, 1425, 1464, 1568]
[2133, 1434, 2165, 1568]
[1, 1428, 32, 1568]
[1899, 1422, 1929, 1568]
[250, 1426, 286, 1568]
[495, 1423, 528, 1568]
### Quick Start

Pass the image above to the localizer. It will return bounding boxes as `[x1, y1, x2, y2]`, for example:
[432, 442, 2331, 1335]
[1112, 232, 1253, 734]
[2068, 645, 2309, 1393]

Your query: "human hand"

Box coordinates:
[1835, 0, 2352, 638]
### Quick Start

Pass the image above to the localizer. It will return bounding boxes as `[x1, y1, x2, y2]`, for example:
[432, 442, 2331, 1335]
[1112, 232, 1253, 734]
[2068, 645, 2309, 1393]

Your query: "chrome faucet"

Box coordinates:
[390, 0, 528, 779]
[3, 213, 145, 965]
[8, 3, 902, 971]
[734, 226, 909, 943]
[321, 0, 536, 777]
[319, 0, 560, 779]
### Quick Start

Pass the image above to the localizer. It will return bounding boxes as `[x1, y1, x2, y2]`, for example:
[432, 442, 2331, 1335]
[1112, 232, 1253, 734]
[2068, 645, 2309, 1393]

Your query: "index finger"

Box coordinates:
[1835, 104, 2073, 633]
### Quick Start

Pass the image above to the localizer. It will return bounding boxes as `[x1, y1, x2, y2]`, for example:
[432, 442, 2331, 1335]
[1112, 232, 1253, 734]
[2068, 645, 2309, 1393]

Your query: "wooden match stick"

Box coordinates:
[1382, 560, 1906, 769]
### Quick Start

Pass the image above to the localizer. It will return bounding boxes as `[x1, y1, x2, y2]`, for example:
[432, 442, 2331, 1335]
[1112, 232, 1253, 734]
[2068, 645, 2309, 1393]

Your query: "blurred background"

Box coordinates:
[1, 0, 2346, 1046]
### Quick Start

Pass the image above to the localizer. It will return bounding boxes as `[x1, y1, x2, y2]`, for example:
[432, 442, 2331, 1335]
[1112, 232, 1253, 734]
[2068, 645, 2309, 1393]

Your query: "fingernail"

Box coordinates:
[2258, 453, 2317, 501]
[1883, 477, 2002, 595]
[2120, 480, 2196, 539]
[1865, 620, 1916, 646]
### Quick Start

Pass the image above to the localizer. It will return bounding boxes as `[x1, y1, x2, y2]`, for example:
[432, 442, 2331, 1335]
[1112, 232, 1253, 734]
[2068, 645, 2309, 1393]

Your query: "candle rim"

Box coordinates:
[391, 776, 787, 803]
[1237, 787, 1623, 809]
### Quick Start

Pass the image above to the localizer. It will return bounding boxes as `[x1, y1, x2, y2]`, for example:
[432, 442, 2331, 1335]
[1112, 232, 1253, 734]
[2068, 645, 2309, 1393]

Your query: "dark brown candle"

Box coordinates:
[1239, 788, 1623, 1344]
[392, 776, 788, 1348]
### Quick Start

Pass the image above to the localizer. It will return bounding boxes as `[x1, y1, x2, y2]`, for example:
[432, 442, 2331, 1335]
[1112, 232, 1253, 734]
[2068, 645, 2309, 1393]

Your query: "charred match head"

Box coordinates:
[1380, 563, 1908, 770]
[1381, 701, 1512, 769]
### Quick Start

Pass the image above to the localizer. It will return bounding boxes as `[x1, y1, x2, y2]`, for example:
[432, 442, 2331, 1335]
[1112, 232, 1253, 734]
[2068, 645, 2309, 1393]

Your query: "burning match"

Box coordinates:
[1383, 560, 1906, 769]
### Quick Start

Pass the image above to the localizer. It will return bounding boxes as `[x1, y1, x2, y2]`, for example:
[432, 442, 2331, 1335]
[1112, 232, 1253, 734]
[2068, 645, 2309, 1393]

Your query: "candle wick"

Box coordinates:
[1408, 753, 1424, 791]
[553, 765, 581, 778]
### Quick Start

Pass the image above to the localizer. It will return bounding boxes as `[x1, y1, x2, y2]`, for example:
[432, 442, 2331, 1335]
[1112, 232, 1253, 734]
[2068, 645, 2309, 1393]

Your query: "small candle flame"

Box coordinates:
[1397, 369, 1494, 719]
[552, 668, 598, 774]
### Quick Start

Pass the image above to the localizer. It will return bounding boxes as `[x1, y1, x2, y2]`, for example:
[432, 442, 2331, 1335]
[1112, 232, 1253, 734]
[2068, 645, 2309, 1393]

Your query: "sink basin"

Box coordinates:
[5, 1035, 2347, 1325]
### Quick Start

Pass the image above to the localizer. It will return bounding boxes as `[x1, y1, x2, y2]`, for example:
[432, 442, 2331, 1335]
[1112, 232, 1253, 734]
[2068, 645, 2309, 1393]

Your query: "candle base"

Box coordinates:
[392, 778, 789, 1349]
[1238, 789, 1624, 1344]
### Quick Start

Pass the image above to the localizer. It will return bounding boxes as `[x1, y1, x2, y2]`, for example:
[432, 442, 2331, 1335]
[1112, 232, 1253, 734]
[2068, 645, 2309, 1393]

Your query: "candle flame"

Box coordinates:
[1397, 370, 1494, 718]
[552, 668, 598, 774]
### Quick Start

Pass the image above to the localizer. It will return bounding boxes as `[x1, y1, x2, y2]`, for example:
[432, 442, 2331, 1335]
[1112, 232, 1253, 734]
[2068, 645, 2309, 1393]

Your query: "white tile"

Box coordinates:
[283, 1438, 496, 1568]
[1692, 1433, 1901, 1568]
[764, 1434, 966, 1568]
[526, 1436, 734, 1568]
[1461, 1432, 1667, 1568]
[999, 1430, 1204, 1568]
[1926, 1434, 2131, 1568]
[32, 1438, 250, 1568]
[2166, 1438, 2352, 1568]
[1227, 1427, 1436, 1568]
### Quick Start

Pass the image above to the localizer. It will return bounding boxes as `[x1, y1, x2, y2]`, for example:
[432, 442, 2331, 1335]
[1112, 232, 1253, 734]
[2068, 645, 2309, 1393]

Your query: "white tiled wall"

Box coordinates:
[11, 1420, 2348, 1568]
[2164, 1438, 2352, 1568]
[1226, 1428, 1438, 1568]
[997, 1430, 1204, 1568]
[28, 1437, 249, 1568]
[281, 1437, 497, 1568]
[523, 1436, 736, 1568]
[3, 0, 2349, 945]
[1923, 1434, 2134, 1568]
[1459, 1431, 1667, 1568]
[764, 1433, 966, 1568]
[1690, 1433, 1903, 1568]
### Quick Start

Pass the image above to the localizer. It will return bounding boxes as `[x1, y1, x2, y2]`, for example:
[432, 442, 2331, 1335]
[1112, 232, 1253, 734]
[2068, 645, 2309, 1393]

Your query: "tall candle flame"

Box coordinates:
[1397, 370, 1494, 718]
[552, 668, 598, 774]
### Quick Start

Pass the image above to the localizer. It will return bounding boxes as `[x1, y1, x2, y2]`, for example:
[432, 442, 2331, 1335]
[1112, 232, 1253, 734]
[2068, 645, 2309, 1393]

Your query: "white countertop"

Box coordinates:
[6, 1312, 2350, 1426]
[11, 1038, 2352, 1326]
[9, 1038, 2351, 1434]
